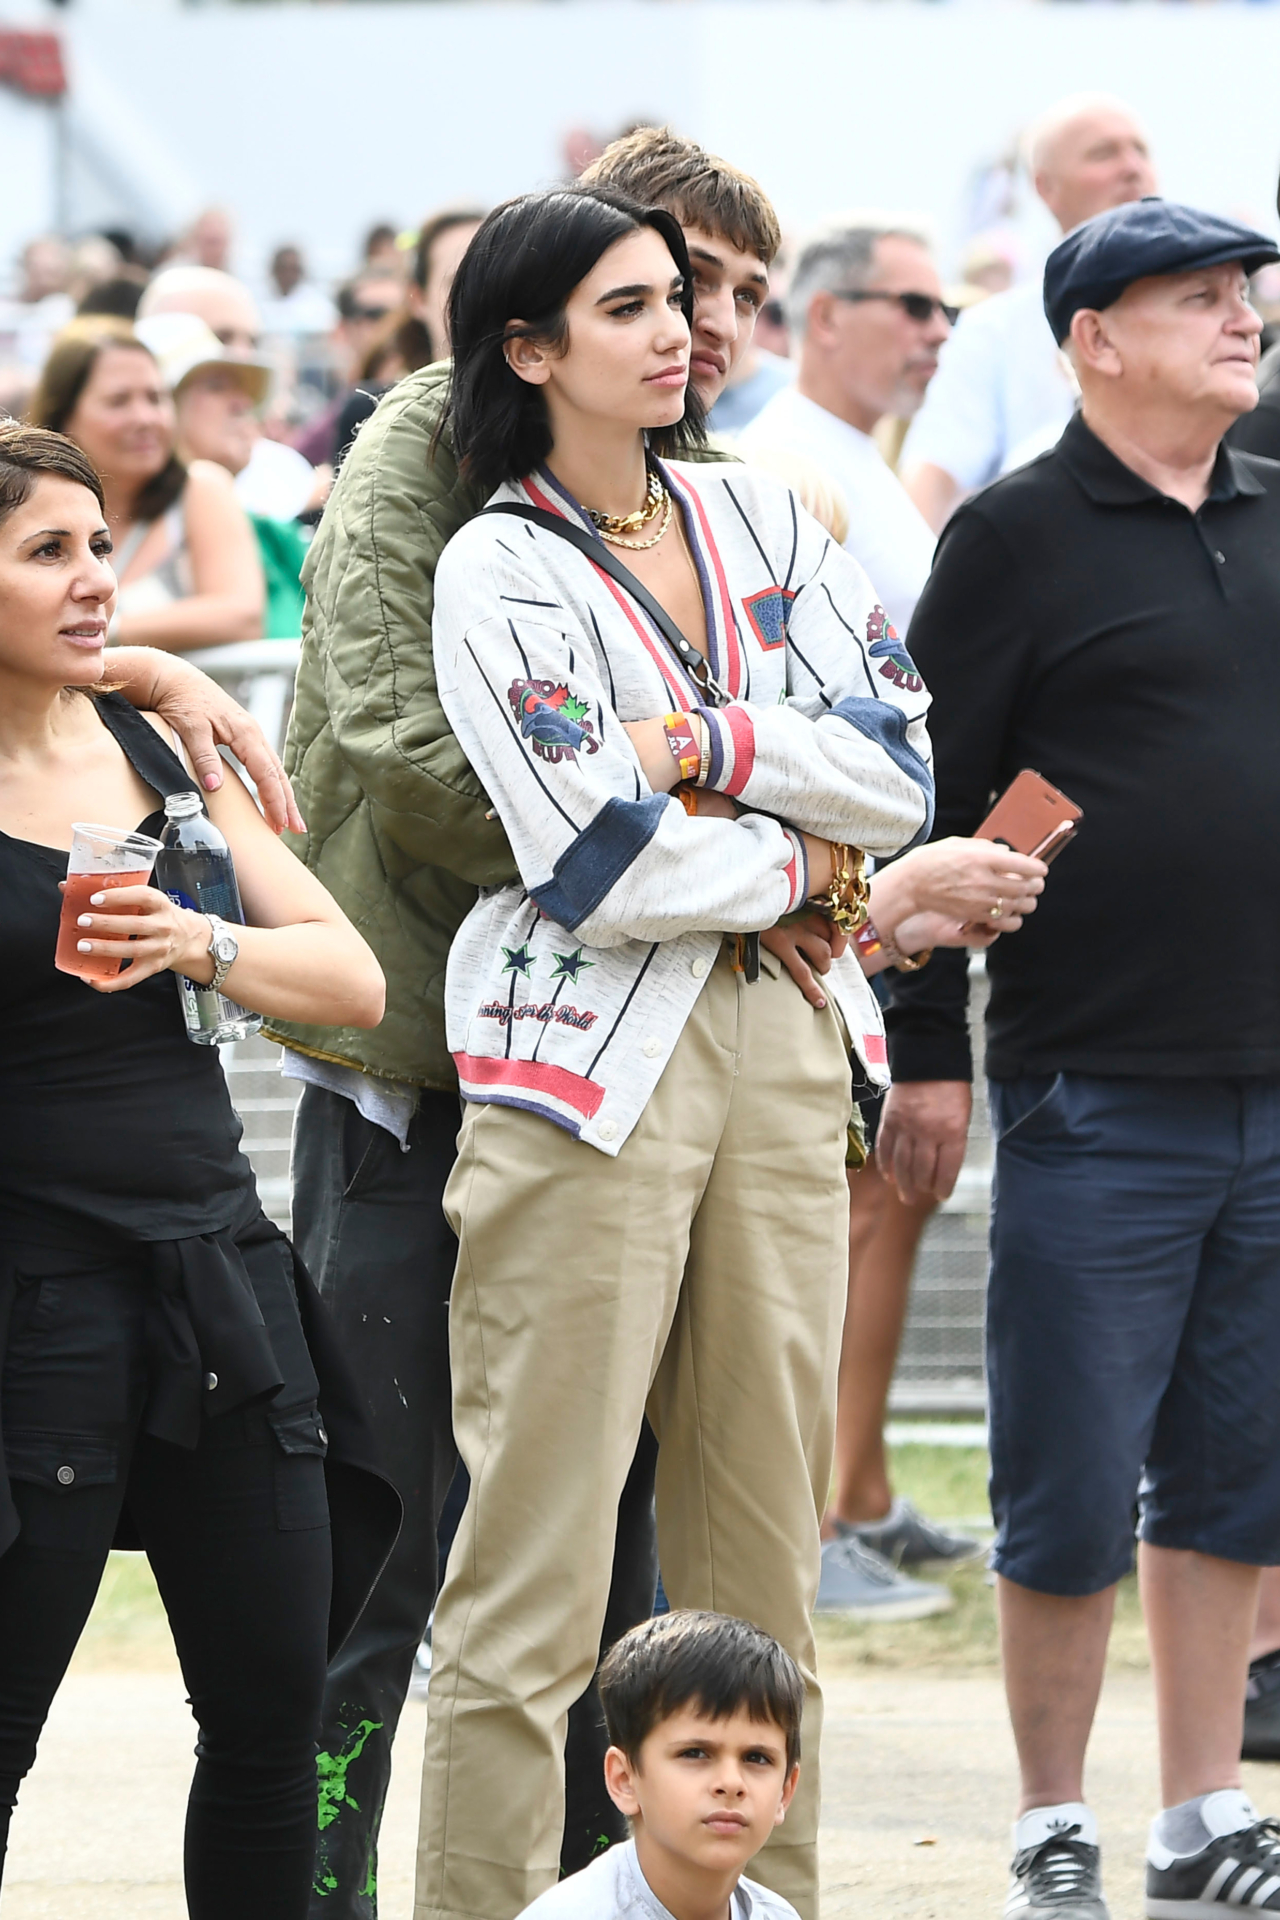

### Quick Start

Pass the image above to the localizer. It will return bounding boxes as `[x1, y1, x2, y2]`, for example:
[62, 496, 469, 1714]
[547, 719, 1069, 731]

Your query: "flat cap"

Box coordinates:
[1043, 197, 1279, 343]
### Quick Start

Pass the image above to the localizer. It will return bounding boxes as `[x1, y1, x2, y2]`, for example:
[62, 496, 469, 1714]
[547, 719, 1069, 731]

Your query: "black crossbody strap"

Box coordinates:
[481, 502, 727, 704]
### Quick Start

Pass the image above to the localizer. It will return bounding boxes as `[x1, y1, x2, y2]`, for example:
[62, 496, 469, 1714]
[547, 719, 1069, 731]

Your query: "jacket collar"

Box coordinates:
[1056, 410, 1265, 507]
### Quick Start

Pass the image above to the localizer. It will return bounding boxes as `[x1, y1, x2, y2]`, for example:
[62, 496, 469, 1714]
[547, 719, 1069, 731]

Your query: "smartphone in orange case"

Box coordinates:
[975, 768, 1084, 865]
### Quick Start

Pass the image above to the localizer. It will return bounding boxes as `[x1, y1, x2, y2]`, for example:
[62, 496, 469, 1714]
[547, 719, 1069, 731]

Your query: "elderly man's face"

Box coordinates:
[145, 279, 262, 358]
[1036, 109, 1156, 234]
[1093, 264, 1261, 422]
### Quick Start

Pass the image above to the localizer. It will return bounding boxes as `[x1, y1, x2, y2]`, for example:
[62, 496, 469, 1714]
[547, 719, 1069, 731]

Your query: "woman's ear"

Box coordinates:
[503, 325, 552, 388]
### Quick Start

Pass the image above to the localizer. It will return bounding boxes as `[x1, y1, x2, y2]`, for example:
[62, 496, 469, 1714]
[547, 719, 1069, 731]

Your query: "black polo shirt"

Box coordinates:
[886, 410, 1280, 1083]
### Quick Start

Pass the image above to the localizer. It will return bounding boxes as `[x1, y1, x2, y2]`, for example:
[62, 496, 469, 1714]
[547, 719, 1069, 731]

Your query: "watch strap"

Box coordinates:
[205, 914, 238, 996]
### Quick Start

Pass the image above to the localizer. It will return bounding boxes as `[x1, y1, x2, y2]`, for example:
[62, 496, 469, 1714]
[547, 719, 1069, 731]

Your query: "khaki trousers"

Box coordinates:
[415, 948, 852, 1920]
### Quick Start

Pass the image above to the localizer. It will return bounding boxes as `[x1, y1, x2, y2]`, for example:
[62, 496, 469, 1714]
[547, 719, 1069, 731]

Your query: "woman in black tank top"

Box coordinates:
[0, 424, 397, 1917]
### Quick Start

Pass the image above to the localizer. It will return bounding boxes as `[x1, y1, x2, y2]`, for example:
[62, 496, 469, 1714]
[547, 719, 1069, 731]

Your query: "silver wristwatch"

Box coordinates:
[205, 914, 239, 995]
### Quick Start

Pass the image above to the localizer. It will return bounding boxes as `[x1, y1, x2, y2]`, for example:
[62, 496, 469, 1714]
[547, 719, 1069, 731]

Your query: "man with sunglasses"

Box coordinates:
[740, 216, 951, 636]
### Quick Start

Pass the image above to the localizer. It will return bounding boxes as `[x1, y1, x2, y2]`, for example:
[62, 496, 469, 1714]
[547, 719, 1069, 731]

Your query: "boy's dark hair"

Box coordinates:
[598, 1611, 803, 1772]
[445, 186, 706, 496]
[580, 126, 782, 269]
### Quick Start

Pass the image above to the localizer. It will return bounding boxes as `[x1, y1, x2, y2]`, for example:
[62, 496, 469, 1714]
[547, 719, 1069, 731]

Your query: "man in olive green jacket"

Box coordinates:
[271, 131, 783, 1920]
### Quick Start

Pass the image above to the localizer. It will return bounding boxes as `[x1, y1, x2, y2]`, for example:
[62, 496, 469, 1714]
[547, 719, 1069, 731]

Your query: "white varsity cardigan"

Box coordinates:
[433, 456, 934, 1155]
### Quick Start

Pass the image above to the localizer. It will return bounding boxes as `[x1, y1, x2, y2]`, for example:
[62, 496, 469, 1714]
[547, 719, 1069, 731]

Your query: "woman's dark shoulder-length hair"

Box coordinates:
[444, 186, 706, 496]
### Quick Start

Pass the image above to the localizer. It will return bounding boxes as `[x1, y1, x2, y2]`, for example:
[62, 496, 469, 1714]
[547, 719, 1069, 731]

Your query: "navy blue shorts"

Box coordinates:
[986, 1073, 1280, 1596]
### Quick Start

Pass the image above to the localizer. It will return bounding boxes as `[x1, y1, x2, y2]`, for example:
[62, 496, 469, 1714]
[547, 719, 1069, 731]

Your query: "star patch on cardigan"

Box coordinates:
[741, 585, 796, 651]
[501, 944, 534, 977]
[866, 605, 923, 694]
[507, 678, 600, 763]
[550, 947, 594, 985]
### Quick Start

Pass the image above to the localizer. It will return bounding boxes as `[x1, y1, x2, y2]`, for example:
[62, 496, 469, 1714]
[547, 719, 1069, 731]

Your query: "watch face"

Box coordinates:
[213, 934, 238, 964]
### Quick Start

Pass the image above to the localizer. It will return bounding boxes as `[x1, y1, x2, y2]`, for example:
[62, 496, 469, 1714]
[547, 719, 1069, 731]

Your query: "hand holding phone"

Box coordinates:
[960, 769, 1083, 935]
[975, 768, 1083, 864]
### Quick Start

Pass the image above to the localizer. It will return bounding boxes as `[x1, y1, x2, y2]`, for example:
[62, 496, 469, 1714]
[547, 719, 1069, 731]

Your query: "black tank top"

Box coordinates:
[0, 692, 254, 1240]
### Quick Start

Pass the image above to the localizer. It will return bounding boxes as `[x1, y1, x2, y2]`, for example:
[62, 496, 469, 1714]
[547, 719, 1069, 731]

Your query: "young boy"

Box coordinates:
[517, 1613, 804, 1920]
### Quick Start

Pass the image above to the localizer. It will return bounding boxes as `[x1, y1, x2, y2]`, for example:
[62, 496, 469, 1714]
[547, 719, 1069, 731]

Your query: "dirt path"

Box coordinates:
[14, 1661, 1270, 1919]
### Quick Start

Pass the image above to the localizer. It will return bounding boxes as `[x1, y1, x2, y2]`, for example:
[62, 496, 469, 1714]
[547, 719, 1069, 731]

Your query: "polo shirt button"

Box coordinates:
[56, 1465, 75, 1486]
[642, 1037, 660, 1058]
[690, 956, 709, 978]
[1215, 550, 1226, 564]
[205, 1371, 218, 1391]
[597, 1119, 618, 1141]
[317, 1426, 327, 1446]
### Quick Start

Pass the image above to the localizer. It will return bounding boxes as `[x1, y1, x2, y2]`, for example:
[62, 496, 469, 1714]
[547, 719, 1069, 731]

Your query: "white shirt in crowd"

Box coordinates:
[708, 348, 797, 438]
[515, 1837, 800, 1920]
[739, 386, 937, 637]
[899, 278, 1077, 494]
[233, 435, 319, 521]
[260, 282, 338, 337]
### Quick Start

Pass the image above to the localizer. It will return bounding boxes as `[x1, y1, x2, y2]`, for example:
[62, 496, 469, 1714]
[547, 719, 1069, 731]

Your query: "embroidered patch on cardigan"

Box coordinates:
[741, 585, 796, 651]
[866, 604, 924, 694]
[508, 679, 600, 762]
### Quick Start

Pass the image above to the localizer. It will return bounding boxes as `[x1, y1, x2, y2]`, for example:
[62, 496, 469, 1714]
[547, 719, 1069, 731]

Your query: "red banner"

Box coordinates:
[0, 31, 66, 100]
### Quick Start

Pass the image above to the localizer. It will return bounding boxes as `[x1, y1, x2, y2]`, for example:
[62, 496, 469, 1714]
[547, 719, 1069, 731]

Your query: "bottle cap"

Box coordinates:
[163, 791, 203, 819]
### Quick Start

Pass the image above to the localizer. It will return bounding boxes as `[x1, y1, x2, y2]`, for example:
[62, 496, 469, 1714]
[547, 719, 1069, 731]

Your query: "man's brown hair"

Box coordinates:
[580, 126, 781, 268]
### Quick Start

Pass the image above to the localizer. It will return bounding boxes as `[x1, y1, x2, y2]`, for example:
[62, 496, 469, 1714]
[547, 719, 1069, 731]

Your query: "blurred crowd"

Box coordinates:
[16, 101, 1276, 659]
[0, 201, 486, 651]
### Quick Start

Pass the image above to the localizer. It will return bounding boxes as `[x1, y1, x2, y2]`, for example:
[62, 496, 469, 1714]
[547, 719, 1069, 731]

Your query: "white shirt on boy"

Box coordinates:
[515, 1837, 800, 1920]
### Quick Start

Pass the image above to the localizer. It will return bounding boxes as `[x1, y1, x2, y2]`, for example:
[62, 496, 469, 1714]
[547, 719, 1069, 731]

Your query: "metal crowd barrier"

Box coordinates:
[185, 638, 302, 768]
[187, 638, 303, 1230]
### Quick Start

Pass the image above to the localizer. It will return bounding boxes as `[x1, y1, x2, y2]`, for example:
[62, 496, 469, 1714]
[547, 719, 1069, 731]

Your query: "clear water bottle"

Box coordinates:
[156, 791, 262, 1046]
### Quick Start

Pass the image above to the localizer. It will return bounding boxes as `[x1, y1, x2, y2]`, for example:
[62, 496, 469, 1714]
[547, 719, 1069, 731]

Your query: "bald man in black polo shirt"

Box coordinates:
[880, 201, 1280, 1920]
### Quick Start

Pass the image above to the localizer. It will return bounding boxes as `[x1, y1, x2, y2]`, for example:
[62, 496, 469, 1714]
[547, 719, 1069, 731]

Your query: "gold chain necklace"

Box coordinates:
[598, 488, 672, 551]
[585, 465, 664, 538]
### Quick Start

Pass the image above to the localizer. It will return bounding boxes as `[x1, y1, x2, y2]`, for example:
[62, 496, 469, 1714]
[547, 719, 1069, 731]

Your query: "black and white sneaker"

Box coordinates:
[1006, 1824, 1110, 1920]
[1147, 1814, 1280, 1918]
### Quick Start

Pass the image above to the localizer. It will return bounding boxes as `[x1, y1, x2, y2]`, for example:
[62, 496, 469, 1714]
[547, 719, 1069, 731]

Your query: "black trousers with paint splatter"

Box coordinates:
[0, 1367, 330, 1918]
[294, 1083, 660, 1920]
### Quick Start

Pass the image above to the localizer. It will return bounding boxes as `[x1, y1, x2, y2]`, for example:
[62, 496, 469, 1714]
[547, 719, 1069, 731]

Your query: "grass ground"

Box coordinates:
[72, 1444, 1152, 1678]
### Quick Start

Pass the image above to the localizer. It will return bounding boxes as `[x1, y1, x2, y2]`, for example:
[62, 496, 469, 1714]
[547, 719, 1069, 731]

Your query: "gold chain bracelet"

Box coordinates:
[822, 842, 871, 935]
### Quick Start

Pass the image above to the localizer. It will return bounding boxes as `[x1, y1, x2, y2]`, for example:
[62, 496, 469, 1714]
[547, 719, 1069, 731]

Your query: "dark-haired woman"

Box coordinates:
[29, 318, 263, 650]
[0, 420, 396, 1915]
[415, 187, 932, 1920]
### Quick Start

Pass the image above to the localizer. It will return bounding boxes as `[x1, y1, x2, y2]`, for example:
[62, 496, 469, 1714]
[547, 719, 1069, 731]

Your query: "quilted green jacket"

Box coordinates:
[267, 361, 734, 1089]
[265, 363, 518, 1088]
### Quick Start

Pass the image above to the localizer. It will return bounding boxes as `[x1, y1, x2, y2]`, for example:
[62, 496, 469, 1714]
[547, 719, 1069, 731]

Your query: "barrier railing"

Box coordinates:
[187, 640, 304, 1226]
[185, 637, 302, 759]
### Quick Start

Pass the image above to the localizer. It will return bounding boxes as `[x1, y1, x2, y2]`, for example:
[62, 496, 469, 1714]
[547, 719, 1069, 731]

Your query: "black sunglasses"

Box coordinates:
[834, 289, 959, 327]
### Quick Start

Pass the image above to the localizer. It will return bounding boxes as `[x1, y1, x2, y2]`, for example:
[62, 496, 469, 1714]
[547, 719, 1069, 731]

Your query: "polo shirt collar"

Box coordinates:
[1057, 410, 1265, 508]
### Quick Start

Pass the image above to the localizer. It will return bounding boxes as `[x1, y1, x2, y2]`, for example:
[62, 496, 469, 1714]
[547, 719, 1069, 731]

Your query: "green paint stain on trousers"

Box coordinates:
[315, 1718, 382, 1832]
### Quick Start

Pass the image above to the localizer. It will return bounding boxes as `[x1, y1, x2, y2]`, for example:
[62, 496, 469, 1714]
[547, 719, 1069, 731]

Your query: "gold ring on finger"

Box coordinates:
[990, 899, 1004, 921]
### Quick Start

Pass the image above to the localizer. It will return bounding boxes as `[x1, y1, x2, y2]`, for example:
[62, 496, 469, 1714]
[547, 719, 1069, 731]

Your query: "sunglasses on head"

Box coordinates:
[834, 289, 960, 327]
